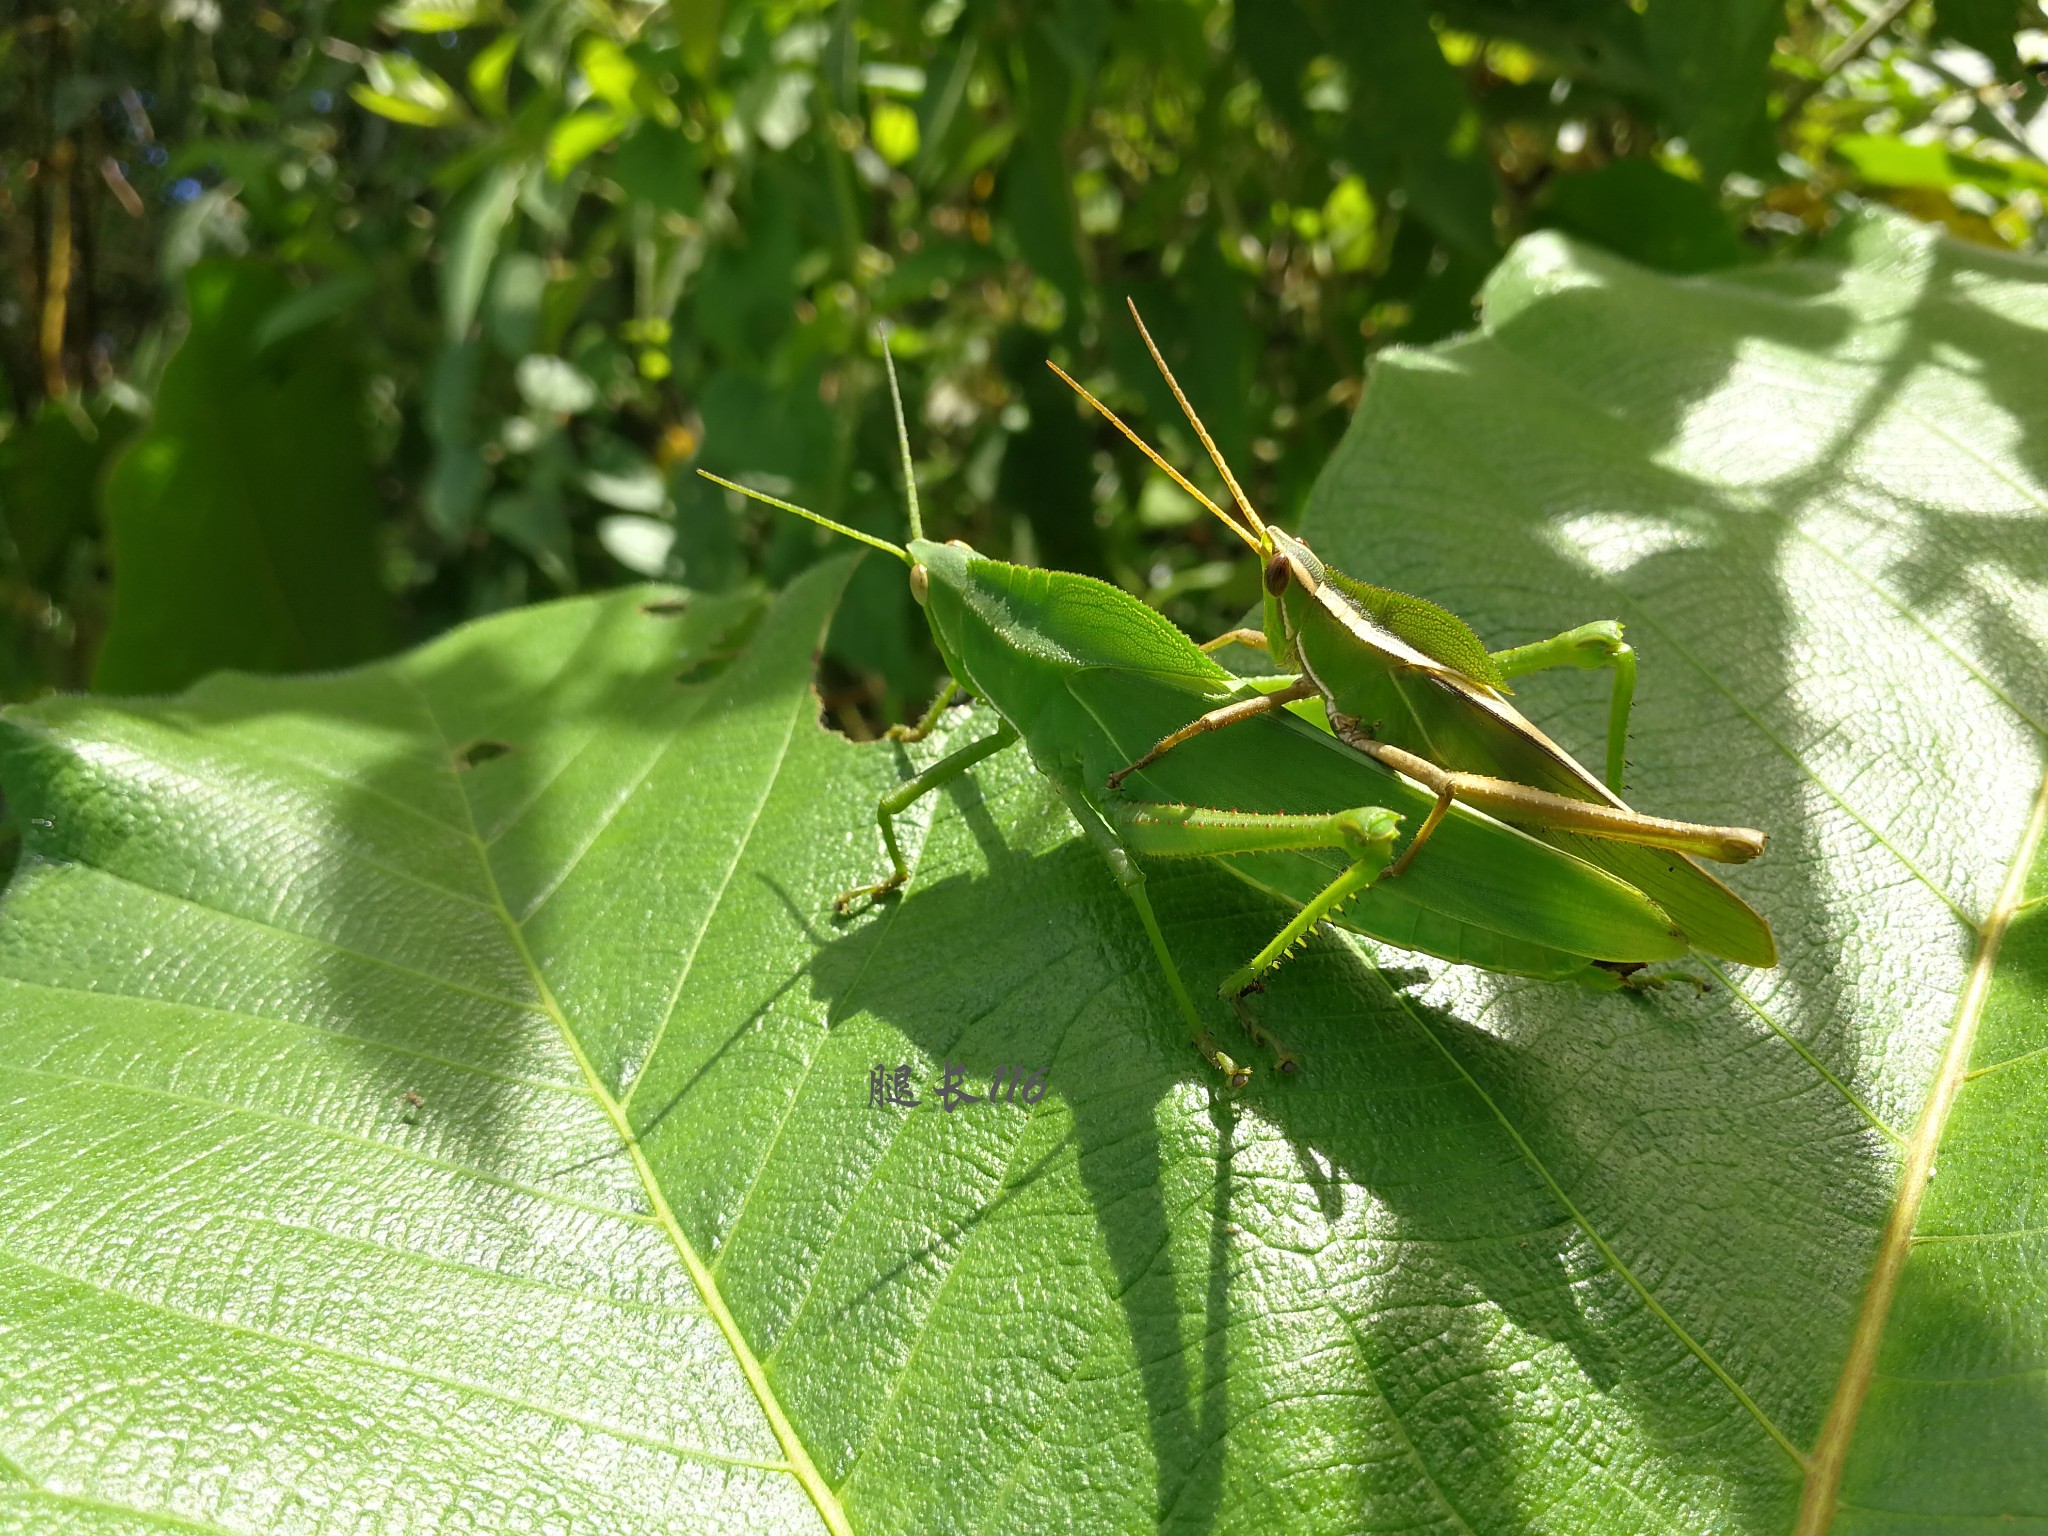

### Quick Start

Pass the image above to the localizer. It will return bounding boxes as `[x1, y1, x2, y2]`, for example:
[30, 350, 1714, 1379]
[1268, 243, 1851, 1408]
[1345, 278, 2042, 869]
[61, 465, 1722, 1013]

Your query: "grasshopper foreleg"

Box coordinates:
[1112, 801, 1403, 1075]
[837, 721, 1018, 914]
[1106, 679, 1318, 791]
[885, 681, 960, 743]
[1489, 620, 1636, 794]
[1198, 627, 1270, 656]
[1053, 784, 1251, 1089]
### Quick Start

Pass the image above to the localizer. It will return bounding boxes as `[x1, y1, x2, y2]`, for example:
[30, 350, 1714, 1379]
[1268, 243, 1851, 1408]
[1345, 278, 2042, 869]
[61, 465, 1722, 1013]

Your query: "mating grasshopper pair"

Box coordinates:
[702, 313, 1771, 1088]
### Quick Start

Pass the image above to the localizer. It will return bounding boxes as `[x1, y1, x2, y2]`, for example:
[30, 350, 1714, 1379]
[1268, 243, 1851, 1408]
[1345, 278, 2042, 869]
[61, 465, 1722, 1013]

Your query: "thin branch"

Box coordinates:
[1780, 0, 1917, 122]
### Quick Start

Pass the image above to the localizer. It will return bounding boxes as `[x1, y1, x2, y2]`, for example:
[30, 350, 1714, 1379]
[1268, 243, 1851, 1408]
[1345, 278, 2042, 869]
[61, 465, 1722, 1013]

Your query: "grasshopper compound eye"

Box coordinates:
[910, 564, 930, 604]
[1264, 553, 1291, 596]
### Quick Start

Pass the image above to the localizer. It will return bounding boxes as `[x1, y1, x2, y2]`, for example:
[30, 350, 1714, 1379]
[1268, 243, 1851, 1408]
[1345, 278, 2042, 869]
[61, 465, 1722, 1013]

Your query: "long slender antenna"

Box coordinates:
[1125, 298, 1267, 538]
[696, 470, 911, 565]
[877, 324, 923, 541]
[1043, 361, 1260, 553]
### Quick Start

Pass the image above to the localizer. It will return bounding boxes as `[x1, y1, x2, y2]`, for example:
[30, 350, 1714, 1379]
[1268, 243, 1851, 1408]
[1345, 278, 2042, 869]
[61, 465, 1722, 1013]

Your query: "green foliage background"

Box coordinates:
[4, 0, 2048, 719]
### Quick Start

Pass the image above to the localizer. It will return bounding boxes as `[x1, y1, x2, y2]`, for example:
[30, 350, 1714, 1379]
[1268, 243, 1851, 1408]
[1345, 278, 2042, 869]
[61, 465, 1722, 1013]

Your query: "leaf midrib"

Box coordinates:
[399, 673, 854, 1536]
[1795, 760, 2048, 1533]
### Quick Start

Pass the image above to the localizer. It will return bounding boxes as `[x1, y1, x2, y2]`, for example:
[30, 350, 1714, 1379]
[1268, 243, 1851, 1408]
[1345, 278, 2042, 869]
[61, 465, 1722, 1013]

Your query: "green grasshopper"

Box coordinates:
[1049, 302, 1775, 973]
[699, 339, 1712, 1088]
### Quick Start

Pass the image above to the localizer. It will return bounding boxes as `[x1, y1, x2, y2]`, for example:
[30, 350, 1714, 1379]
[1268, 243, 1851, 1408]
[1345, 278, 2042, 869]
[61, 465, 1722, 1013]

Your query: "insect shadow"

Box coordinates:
[797, 813, 1838, 1532]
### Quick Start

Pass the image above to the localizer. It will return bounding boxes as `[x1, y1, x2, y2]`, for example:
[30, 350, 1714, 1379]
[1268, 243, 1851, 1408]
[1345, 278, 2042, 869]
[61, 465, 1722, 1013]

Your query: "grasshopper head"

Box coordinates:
[1045, 302, 1322, 660]
[903, 536, 983, 688]
[905, 537, 977, 608]
[1262, 527, 1325, 597]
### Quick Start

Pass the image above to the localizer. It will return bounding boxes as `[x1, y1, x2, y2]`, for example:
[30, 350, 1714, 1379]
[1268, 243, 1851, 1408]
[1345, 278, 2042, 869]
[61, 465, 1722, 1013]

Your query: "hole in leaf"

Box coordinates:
[454, 739, 514, 770]
[640, 597, 689, 617]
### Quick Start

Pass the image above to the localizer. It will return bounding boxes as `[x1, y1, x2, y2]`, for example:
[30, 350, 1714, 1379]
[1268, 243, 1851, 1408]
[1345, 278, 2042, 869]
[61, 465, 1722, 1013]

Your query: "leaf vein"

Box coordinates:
[1364, 947, 1809, 1466]
[0, 1246, 793, 1475]
[1795, 760, 2048, 1532]
[403, 666, 853, 1536]
[0, 1061, 652, 1225]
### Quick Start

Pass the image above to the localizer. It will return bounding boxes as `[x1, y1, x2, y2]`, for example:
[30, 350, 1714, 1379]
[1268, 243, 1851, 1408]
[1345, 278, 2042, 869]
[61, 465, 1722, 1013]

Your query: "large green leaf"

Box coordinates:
[1, 215, 2042, 1533]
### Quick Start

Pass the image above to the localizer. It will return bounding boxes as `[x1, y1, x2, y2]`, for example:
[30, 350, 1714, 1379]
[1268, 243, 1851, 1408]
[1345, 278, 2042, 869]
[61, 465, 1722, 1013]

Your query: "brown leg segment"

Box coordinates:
[1383, 782, 1455, 879]
[1198, 627, 1270, 655]
[1107, 680, 1318, 791]
[1337, 729, 1767, 865]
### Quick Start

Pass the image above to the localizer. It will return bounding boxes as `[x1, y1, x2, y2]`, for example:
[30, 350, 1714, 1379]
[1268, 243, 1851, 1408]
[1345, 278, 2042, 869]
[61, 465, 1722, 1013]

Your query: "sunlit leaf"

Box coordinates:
[870, 99, 919, 167]
[351, 52, 467, 128]
[515, 354, 598, 416]
[379, 0, 497, 31]
[468, 30, 521, 117]
[5, 217, 2045, 1533]
[547, 106, 634, 178]
[577, 35, 640, 114]
[597, 513, 676, 574]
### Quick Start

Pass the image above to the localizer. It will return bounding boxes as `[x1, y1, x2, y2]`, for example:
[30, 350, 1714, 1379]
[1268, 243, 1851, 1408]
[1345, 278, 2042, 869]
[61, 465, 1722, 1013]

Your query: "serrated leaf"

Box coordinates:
[3, 215, 2046, 1532]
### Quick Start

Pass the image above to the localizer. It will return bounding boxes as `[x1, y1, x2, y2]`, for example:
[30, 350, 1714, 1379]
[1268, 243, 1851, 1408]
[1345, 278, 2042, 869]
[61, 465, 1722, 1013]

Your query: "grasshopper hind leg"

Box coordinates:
[1489, 620, 1636, 794]
[1110, 800, 1405, 1082]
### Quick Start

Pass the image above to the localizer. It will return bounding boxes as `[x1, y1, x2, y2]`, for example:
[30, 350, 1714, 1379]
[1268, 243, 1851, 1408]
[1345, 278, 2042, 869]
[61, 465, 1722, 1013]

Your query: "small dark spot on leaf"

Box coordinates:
[455, 739, 513, 770]
[641, 597, 689, 617]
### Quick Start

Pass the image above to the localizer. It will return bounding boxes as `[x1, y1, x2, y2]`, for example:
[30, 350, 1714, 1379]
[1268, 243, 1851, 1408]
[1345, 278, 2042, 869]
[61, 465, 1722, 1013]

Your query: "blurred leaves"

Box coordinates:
[2, 0, 2047, 712]
[95, 261, 395, 693]
[0, 400, 132, 697]
[351, 51, 469, 128]
[1538, 158, 1747, 271]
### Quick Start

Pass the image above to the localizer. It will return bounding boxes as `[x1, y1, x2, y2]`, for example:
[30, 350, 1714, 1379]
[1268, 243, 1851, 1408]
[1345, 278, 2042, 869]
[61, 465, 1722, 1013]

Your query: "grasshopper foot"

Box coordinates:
[1228, 993, 1300, 1077]
[1195, 1032, 1254, 1092]
[832, 878, 906, 917]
